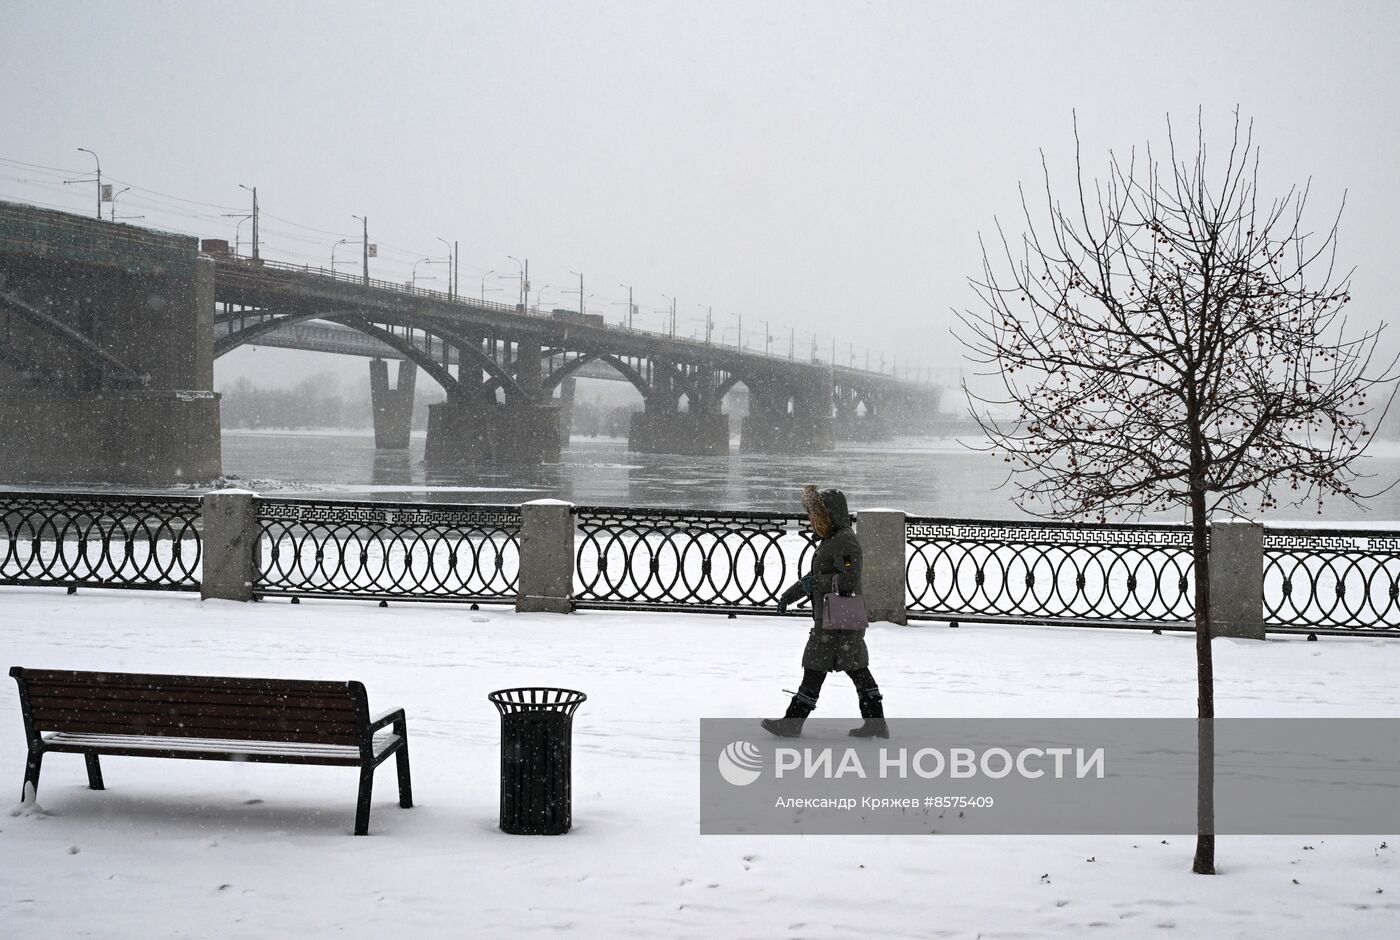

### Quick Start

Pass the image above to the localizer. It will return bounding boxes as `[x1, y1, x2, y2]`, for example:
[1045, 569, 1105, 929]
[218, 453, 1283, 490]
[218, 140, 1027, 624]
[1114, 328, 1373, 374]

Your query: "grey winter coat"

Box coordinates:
[779, 485, 868, 672]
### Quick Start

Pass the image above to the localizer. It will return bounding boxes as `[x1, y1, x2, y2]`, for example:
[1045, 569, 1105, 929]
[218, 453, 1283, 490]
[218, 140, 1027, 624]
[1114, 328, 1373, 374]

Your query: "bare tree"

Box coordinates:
[957, 111, 1395, 875]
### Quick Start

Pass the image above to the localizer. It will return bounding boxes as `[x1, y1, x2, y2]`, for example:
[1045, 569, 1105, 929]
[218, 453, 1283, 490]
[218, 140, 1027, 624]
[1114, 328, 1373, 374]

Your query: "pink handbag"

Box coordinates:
[821, 575, 869, 631]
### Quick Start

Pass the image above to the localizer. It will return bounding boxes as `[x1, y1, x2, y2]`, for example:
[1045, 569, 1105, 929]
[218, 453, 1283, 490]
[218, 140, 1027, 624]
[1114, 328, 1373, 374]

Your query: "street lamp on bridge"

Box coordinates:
[331, 238, 350, 271]
[661, 294, 677, 337]
[619, 283, 634, 329]
[63, 148, 104, 220]
[479, 270, 496, 302]
[696, 304, 713, 344]
[507, 255, 530, 310]
[411, 257, 443, 290]
[567, 271, 585, 317]
[435, 236, 455, 300]
[351, 215, 371, 284]
[533, 284, 553, 313]
[238, 184, 259, 260]
[222, 210, 252, 254]
[728, 312, 742, 351]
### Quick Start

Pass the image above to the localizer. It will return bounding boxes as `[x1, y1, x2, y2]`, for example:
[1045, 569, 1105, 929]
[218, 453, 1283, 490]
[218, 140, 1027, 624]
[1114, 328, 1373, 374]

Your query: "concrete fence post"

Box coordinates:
[857, 508, 907, 625]
[517, 499, 575, 613]
[200, 489, 260, 602]
[1207, 518, 1265, 639]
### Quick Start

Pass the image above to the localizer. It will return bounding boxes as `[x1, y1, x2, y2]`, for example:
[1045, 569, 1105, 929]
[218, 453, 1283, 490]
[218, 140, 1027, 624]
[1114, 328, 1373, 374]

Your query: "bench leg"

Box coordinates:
[21, 749, 43, 802]
[84, 753, 105, 790]
[394, 737, 413, 809]
[354, 766, 374, 836]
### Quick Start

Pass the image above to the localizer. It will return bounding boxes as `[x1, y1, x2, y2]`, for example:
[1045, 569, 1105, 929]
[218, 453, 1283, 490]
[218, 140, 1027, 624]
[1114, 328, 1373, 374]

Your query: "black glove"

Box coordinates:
[778, 581, 806, 613]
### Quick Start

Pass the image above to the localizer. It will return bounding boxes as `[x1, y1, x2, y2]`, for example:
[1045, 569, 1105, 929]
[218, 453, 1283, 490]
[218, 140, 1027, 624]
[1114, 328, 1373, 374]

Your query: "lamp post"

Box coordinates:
[661, 295, 677, 337]
[569, 270, 584, 317]
[351, 215, 369, 284]
[508, 255, 530, 311]
[480, 270, 496, 302]
[619, 283, 634, 330]
[238, 184, 259, 259]
[728, 312, 743, 351]
[63, 148, 103, 219]
[230, 213, 250, 253]
[697, 304, 713, 344]
[411, 257, 435, 290]
[222, 210, 252, 253]
[762, 319, 773, 356]
[535, 285, 553, 313]
[109, 187, 128, 222]
[436, 236, 455, 300]
[331, 238, 349, 271]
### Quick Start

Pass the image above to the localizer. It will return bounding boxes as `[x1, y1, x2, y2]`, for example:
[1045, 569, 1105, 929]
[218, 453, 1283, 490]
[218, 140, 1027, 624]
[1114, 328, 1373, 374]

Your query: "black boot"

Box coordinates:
[848, 689, 889, 739]
[761, 691, 817, 738]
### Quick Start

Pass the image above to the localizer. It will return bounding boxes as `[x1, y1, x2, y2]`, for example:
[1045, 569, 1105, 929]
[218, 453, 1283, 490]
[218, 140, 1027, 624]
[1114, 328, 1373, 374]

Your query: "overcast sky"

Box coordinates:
[4, 0, 1398, 389]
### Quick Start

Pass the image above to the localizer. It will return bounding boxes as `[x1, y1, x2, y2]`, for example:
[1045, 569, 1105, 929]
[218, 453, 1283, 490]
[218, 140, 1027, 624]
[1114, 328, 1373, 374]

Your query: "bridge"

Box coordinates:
[0, 200, 941, 484]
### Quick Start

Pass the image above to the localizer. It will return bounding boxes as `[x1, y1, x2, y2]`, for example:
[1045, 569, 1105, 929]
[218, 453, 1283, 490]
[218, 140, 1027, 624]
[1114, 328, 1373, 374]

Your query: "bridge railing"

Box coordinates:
[4, 490, 1396, 635]
[211, 252, 915, 379]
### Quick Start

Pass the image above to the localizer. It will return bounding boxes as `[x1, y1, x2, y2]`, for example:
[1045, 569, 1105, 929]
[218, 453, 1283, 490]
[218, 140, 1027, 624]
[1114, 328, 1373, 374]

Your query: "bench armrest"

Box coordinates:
[368, 707, 406, 733]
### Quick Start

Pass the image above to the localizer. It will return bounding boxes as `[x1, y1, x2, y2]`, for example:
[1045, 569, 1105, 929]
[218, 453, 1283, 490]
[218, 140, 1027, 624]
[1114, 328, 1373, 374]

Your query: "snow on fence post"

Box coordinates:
[200, 489, 260, 602]
[517, 499, 575, 613]
[1208, 518, 1265, 639]
[857, 508, 907, 625]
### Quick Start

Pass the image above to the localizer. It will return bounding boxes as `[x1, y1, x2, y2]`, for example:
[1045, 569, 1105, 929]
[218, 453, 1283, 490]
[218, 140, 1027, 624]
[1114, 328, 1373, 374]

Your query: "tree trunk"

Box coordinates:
[1190, 485, 1216, 874]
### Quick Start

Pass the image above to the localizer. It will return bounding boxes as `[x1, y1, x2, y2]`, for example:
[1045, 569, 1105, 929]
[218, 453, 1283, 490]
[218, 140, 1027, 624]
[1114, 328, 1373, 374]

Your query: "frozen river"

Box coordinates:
[222, 430, 1400, 522]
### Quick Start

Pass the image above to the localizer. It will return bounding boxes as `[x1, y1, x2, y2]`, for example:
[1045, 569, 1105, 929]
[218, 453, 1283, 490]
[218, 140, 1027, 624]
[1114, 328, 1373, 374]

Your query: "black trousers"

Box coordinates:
[797, 666, 878, 702]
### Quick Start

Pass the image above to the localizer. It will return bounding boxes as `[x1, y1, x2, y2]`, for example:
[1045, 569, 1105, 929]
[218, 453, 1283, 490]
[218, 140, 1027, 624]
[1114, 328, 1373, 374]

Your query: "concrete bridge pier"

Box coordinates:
[628, 401, 730, 456]
[0, 206, 222, 484]
[792, 378, 834, 452]
[556, 376, 576, 447]
[424, 388, 561, 465]
[368, 358, 416, 449]
[741, 378, 833, 453]
[624, 358, 729, 456]
[834, 394, 892, 442]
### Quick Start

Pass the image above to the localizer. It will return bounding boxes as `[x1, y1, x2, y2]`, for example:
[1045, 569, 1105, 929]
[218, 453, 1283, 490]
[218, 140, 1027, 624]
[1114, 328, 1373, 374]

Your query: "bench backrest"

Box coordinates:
[10, 668, 368, 746]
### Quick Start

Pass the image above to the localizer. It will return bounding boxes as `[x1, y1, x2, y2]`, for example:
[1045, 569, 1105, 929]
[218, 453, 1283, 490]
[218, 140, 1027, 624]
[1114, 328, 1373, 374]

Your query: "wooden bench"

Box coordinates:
[9, 667, 413, 835]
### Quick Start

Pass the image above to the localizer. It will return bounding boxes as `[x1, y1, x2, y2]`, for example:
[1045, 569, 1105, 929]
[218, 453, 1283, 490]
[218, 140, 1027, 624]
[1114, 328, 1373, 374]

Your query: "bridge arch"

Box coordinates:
[214, 307, 531, 400]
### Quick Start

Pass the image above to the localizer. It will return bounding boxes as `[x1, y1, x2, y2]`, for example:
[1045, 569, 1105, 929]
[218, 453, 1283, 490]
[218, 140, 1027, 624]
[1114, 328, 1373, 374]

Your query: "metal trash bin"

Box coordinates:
[488, 687, 587, 835]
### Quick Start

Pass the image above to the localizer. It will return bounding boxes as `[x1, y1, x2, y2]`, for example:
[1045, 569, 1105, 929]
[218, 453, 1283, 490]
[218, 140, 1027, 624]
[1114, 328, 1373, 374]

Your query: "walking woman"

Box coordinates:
[762, 484, 888, 739]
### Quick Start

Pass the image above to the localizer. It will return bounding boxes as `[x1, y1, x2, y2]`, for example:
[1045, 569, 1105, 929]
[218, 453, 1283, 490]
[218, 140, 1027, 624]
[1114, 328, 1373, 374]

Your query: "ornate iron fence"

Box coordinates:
[255, 498, 521, 603]
[5, 488, 1400, 636]
[905, 517, 1197, 628]
[0, 491, 201, 591]
[572, 505, 819, 612]
[1264, 528, 1400, 633]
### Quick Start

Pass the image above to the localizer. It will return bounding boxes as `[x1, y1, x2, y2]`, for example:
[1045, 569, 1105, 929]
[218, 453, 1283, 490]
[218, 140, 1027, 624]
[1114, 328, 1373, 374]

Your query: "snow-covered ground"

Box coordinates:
[1, 589, 1396, 938]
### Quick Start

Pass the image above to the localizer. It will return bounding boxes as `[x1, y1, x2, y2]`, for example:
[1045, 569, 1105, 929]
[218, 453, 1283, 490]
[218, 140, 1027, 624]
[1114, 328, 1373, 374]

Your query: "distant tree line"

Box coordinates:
[219, 374, 371, 430]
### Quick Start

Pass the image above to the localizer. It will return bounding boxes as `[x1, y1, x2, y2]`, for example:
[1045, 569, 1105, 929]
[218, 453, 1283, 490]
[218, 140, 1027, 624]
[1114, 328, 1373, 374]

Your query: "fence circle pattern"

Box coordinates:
[1263, 540, 1400, 631]
[256, 500, 521, 601]
[905, 520, 1195, 624]
[0, 493, 202, 589]
[573, 507, 818, 610]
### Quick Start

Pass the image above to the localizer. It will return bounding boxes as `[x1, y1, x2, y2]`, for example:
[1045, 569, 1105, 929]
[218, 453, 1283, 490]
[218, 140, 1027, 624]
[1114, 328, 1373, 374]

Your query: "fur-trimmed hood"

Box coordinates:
[802, 484, 852, 539]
